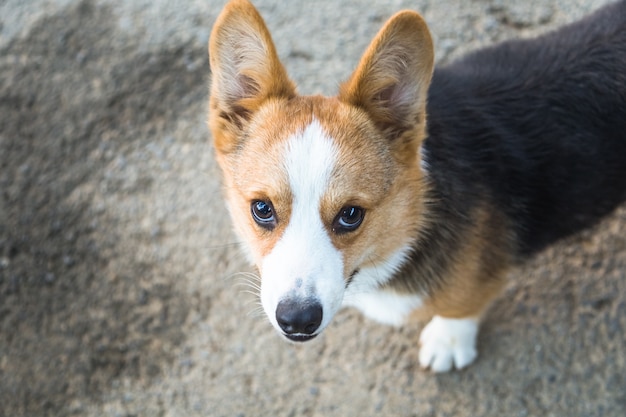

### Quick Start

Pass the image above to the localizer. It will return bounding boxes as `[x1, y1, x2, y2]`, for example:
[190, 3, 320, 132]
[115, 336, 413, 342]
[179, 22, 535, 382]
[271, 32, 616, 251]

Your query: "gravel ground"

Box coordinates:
[1, 0, 624, 416]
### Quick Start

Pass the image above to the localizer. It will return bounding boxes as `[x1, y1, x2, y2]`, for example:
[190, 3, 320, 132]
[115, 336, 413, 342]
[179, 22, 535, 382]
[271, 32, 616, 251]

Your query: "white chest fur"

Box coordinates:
[342, 247, 423, 326]
[342, 289, 423, 326]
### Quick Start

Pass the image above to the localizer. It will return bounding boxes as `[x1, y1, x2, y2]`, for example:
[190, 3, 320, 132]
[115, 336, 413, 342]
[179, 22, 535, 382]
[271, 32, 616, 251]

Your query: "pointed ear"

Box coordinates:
[209, 0, 296, 154]
[339, 11, 434, 144]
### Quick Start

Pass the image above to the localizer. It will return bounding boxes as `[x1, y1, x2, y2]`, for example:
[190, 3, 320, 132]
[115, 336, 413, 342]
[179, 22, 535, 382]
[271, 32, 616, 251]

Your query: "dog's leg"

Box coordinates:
[418, 275, 506, 372]
[418, 206, 511, 372]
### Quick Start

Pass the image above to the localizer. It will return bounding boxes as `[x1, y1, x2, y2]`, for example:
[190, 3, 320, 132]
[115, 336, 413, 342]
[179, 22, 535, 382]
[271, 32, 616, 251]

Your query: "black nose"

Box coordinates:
[275, 299, 323, 341]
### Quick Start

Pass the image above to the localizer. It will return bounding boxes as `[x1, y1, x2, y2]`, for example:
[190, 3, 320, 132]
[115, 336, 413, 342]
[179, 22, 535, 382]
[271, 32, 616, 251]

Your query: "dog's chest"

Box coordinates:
[342, 288, 423, 326]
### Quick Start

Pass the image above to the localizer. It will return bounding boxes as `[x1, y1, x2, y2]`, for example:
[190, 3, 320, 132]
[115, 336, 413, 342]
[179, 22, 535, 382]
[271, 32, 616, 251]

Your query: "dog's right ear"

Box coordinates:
[339, 11, 434, 154]
[209, 0, 296, 155]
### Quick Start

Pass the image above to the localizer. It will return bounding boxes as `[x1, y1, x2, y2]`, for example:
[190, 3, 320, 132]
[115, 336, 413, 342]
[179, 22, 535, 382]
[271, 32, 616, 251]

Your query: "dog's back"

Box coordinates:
[425, 0, 626, 257]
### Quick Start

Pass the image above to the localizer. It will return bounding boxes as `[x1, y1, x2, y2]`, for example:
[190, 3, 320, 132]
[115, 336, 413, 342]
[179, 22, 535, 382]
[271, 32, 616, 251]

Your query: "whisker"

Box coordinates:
[224, 270, 260, 282]
[202, 240, 246, 251]
[224, 270, 267, 318]
[240, 289, 261, 298]
[243, 296, 266, 319]
[232, 272, 261, 282]
[243, 297, 261, 306]
[247, 305, 266, 318]
[235, 282, 262, 293]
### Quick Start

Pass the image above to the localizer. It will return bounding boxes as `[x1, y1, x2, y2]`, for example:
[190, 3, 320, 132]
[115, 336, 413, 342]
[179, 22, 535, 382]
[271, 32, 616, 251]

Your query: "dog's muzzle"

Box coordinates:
[275, 299, 323, 342]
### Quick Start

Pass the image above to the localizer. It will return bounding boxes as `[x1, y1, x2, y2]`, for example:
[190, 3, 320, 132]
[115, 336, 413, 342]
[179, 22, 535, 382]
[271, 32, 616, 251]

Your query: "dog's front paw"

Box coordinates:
[418, 315, 479, 373]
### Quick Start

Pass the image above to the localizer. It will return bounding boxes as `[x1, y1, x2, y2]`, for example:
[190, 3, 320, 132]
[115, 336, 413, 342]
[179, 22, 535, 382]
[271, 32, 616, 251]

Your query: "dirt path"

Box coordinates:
[1, 0, 624, 416]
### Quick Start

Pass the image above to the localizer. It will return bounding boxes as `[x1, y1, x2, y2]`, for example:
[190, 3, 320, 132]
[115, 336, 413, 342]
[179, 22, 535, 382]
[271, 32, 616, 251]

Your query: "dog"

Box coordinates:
[208, 0, 626, 372]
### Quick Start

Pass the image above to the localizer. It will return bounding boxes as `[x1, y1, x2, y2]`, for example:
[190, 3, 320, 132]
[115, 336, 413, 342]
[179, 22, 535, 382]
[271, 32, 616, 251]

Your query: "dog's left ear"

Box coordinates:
[209, 0, 296, 155]
[339, 11, 434, 147]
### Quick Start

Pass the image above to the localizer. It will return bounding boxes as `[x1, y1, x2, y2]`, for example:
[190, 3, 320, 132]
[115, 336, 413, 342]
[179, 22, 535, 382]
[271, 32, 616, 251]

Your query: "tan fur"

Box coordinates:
[208, 0, 296, 158]
[339, 10, 434, 162]
[423, 205, 512, 318]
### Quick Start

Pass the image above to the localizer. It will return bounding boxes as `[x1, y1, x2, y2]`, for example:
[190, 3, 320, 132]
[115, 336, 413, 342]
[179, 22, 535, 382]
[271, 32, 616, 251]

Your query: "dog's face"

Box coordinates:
[209, 0, 434, 341]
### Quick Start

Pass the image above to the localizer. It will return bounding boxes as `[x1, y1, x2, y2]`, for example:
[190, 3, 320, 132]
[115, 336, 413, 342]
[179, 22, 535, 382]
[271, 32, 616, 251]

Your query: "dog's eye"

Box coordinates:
[251, 200, 277, 229]
[333, 206, 364, 234]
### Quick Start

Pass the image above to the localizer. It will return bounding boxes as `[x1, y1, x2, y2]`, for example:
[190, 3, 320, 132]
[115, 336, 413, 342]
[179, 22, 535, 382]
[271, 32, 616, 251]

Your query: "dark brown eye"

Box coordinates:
[251, 200, 277, 229]
[333, 206, 364, 234]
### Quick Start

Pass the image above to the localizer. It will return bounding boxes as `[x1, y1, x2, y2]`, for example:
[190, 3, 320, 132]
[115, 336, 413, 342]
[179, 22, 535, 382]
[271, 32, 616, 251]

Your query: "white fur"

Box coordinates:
[342, 245, 423, 326]
[418, 315, 479, 372]
[343, 289, 423, 326]
[345, 244, 413, 294]
[260, 120, 345, 335]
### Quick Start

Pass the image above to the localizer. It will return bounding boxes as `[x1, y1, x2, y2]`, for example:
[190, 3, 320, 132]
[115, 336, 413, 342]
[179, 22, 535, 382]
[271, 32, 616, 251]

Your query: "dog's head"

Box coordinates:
[208, 0, 434, 341]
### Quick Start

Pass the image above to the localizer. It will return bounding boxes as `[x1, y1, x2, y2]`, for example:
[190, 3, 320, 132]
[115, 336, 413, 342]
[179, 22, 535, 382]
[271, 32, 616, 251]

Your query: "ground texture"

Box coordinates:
[1, 0, 624, 416]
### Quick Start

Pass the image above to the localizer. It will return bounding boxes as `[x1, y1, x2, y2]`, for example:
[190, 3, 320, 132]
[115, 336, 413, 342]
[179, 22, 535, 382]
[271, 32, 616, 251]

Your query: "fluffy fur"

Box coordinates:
[208, 0, 626, 372]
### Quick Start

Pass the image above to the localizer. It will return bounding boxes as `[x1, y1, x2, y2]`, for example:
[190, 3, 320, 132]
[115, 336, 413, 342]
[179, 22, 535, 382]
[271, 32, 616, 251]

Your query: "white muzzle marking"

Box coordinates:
[260, 120, 345, 340]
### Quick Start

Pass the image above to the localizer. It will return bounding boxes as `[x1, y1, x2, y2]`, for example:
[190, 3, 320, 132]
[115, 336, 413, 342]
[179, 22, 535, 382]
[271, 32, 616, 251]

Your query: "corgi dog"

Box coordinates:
[208, 0, 626, 372]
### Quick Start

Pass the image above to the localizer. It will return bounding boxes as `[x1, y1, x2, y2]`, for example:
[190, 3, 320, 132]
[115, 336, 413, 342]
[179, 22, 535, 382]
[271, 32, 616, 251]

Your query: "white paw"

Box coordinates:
[418, 316, 479, 373]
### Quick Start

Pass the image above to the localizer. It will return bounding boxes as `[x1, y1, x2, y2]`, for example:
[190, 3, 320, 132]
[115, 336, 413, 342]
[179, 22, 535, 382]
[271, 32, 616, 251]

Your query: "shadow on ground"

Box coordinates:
[0, 2, 208, 415]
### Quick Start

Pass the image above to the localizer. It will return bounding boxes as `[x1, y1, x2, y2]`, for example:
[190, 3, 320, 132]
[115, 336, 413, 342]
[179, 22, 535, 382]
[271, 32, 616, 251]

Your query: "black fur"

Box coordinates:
[425, 0, 626, 258]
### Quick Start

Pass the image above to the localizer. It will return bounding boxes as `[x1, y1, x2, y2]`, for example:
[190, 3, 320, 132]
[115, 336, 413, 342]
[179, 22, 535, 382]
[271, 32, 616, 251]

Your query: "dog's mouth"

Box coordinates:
[283, 333, 318, 342]
[345, 269, 360, 288]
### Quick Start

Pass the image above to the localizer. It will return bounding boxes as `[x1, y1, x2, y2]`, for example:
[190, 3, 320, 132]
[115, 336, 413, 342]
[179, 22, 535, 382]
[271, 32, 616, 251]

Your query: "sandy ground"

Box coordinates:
[1, 0, 625, 416]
